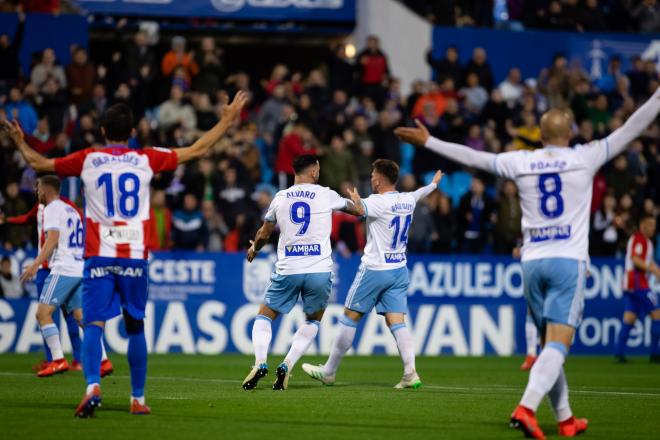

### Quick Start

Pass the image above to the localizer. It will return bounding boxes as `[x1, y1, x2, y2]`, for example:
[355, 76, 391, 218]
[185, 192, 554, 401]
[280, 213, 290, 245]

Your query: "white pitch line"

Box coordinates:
[1, 372, 658, 398]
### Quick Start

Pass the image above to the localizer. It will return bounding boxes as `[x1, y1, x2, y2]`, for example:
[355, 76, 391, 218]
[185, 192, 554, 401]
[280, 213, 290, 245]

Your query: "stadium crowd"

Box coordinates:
[0, 12, 659, 263]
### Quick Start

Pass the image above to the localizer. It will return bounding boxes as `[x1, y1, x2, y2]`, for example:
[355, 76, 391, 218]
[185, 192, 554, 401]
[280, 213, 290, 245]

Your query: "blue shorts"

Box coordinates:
[39, 273, 82, 314]
[264, 272, 332, 315]
[82, 256, 149, 324]
[522, 258, 586, 329]
[35, 268, 51, 295]
[345, 266, 409, 315]
[623, 289, 659, 317]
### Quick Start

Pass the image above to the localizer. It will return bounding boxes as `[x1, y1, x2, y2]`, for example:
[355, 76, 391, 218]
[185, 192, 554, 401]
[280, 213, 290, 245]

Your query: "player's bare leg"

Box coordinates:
[76, 320, 105, 418]
[521, 317, 538, 371]
[386, 313, 421, 389]
[511, 324, 587, 439]
[36, 303, 69, 377]
[615, 311, 638, 363]
[304, 308, 362, 386]
[69, 309, 84, 371]
[274, 309, 325, 390]
[650, 309, 660, 363]
[243, 305, 278, 390]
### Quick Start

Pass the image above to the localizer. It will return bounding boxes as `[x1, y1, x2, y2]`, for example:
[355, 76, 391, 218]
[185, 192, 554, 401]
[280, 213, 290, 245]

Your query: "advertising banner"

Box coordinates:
[0, 251, 657, 356]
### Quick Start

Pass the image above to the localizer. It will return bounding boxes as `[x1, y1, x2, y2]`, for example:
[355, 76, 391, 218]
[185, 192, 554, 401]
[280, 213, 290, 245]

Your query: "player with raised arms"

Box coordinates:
[1, 90, 247, 417]
[302, 159, 442, 389]
[244, 154, 364, 391]
[614, 214, 660, 363]
[394, 87, 660, 439]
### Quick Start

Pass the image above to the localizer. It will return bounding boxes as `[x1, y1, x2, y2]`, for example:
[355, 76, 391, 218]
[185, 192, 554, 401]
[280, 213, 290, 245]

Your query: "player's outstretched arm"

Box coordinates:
[344, 187, 365, 217]
[604, 87, 660, 160]
[247, 221, 276, 262]
[394, 120, 497, 173]
[175, 91, 248, 164]
[0, 120, 55, 173]
[411, 169, 443, 201]
[21, 230, 58, 282]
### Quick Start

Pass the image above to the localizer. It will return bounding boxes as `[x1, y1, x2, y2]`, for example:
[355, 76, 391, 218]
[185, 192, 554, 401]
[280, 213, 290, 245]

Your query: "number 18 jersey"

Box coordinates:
[54, 146, 179, 260]
[265, 183, 348, 275]
[494, 142, 610, 262]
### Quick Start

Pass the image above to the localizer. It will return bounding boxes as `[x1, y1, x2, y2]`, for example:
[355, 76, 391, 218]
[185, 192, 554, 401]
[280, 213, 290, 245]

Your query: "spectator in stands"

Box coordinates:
[1, 182, 29, 249]
[457, 176, 494, 253]
[70, 113, 101, 152]
[30, 48, 67, 91]
[257, 84, 287, 140]
[201, 199, 225, 252]
[217, 166, 253, 230]
[0, 10, 24, 90]
[627, 56, 651, 100]
[149, 189, 172, 251]
[464, 124, 485, 151]
[357, 35, 390, 109]
[274, 122, 316, 189]
[508, 110, 542, 150]
[404, 174, 437, 253]
[608, 154, 637, 199]
[328, 43, 355, 93]
[67, 47, 95, 107]
[426, 46, 462, 87]
[161, 36, 199, 89]
[157, 85, 197, 141]
[0, 256, 23, 298]
[412, 81, 447, 118]
[320, 135, 356, 192]
[125, 30, 156, 86]
[370, 109, 401, 164]
[591, 194, 620, 256]
[633, 0, 660, 33]
[460, 72, 489, 114]
[172, 193, 207, 251]
[4, 87, 38, 135]
[494, 180, 522, 255]
[432, 193, 456, 253]
[194, 37, 224, 97]
[463, 47, 494, 91]
[588, 93, 612, 137]
[349, 115, 376, 195]
[498, 68, 523, 108]
[193, 93, 218, 132]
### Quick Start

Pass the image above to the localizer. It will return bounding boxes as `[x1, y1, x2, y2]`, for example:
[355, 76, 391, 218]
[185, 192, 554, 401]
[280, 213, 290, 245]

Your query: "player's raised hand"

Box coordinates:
[0, 119, 25, 148]
[394, 119, 430, 146]
[20, 261, 38, 283]
[221, 90, 248, 123]
[345, 186, 365, 217]
[247, 240, 258, 262]
[431, 170, 444, 186]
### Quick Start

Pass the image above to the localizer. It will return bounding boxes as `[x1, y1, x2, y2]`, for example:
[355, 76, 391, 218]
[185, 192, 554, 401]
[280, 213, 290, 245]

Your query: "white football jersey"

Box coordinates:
[265, 183, 349, 275]
[494, 142, 611, 262]
[43, 199, 84, 277]
[55, 146, 178, 259]
[361, 184, 436, 270]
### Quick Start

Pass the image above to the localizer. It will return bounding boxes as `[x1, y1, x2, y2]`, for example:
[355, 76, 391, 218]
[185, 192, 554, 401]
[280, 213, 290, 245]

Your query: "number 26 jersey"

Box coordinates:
[265, 183, 349, 275]
[54, 146, 178, 260]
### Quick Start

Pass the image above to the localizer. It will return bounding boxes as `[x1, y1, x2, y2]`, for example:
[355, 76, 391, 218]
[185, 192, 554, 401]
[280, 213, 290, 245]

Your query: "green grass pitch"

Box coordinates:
[0, 354, 658, 439]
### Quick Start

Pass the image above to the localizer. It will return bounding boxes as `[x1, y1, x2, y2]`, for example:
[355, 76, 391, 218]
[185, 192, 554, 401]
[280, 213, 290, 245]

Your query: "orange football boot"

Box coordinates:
[520, 355, 537, 371]
[558, 416, 588, 437]
[510, 405, 546, 440]
[70, 360, 83, 371]
[32, 359, 50, 372]
[100, 359, 114, 378]
[130, 399, 151, 415]
[75, 385, 102, 418]
[37, 359, 69, 377]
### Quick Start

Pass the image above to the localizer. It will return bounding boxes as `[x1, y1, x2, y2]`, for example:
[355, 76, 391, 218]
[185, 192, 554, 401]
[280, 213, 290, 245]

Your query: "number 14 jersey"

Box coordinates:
[54, 146, 179, 260]
[494, 142, 611, 262]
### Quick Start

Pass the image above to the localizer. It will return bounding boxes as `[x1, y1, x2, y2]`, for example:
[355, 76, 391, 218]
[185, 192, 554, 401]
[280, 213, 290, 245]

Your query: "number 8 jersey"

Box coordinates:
[54, 146, 179, 259]
[265, 183, 350, 275]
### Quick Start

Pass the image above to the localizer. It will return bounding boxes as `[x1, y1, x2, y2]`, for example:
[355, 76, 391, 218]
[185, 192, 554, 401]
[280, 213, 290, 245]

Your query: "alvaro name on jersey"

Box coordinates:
[265, 184, 349, 275]
[54, 146, 178, 260]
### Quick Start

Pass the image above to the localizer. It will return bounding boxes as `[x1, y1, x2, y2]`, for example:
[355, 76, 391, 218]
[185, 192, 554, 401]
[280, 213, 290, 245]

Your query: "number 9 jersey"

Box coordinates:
[265, 183, 350, 275]
[493, 142, 612, 262]
[54, 146, 178, 260]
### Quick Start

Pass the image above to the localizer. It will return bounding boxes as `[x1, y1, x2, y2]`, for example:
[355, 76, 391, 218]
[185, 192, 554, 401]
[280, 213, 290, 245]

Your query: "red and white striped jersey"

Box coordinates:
[54, 146, 178, 260]
[624, 231, 655, 291]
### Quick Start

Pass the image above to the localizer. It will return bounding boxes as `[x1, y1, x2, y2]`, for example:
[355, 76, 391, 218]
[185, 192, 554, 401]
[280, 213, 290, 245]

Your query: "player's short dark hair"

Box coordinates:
[640, 213, 656, 224]
[293, 155, 319, 175]
[38, 175, 60, 193]
[101, 103, 133, 142]
[372, 159, 399, 185]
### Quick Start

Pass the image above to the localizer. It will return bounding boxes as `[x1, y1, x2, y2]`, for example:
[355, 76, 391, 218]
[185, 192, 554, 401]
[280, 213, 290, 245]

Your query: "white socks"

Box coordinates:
[324, 317, 357, 375]
[252, 315, 272, 365]
[526, 320, 538, 356]
[520, 342, 567, 411]
[390, 323, 416, 376]
[548, 367, 572, 421]
[284, 320, 320, 369]
[41, 323, 64, 360]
